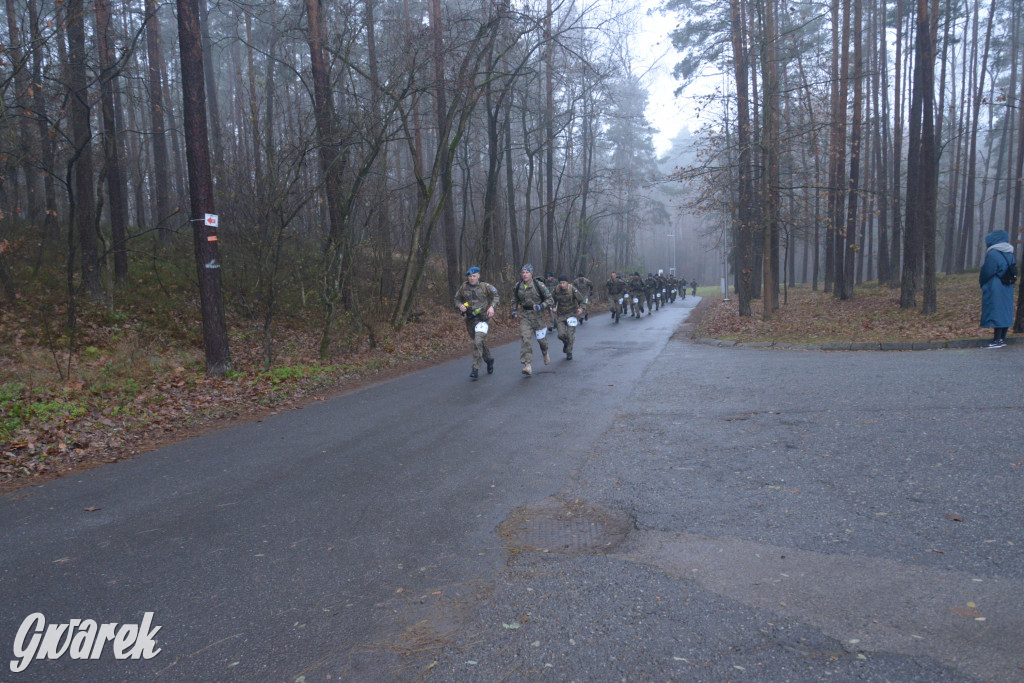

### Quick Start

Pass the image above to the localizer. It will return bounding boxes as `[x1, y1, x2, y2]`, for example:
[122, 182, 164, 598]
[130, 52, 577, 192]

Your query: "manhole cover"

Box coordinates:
[498, 498, 634, 555]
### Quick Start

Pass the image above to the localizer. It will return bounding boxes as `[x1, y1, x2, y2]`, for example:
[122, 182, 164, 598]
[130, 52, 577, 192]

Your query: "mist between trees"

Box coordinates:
[2, 0, 1021, 374]
[664, 0, 1023, 326]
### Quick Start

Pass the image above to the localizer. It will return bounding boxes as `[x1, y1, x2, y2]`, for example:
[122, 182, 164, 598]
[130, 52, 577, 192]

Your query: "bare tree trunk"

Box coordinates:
[842, 0, 863, 298]
[430, 0, 460, 298]
[364, 0, 393, 303]
[95, 0, 130, 286]
[1002, 0, 1020, 239]
[1011, 15, 1024, 330]
[145, 0, 173, 245]
[890, 0, 905, 285]
[176, 0, 232, 376]
[543, 0, 555, 277]
[67, 0, 103, 301]
[505, 86, 520, 267]
[759, 0, 779, 316]
[199, 0, 223, 174]
[4, 0, 42, 225]
[919, 0, 939, 314]
[901, 0, 938, 310]
[245, 12, 262, 190]
[28, 0, 59, 243]
[306, 0, 355, 359]
[945, 14, 969, 273]
[827, 0, 849, 297]
[957, 0, 995, 272]
[730, 0, 755, 316]
[872, 0, 891, 284]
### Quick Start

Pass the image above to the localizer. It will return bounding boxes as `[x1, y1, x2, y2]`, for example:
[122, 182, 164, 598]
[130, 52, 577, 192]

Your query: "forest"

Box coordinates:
[0, 0, 1021, 375]
[665, 0, 1022, 323]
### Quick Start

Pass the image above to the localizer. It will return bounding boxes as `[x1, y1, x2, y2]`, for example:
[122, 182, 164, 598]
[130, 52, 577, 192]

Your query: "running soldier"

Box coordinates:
[606, 271, 627, 323]
[644, 273, 658, 313]
[454, 266, 498, 380]
[552, 275, 586, 360]
[544, 272, 558, 330]
[628, 273, 646, 318]
[511, 264, 554, 376]
[574, 273, 594, 321]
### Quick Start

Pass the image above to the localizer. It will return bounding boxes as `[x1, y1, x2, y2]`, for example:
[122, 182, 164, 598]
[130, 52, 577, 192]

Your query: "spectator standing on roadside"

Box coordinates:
[980, 230, 1016, 348]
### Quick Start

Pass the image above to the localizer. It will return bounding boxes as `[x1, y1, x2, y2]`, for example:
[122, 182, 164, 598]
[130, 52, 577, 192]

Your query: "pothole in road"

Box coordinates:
[498, 497, 634, 555]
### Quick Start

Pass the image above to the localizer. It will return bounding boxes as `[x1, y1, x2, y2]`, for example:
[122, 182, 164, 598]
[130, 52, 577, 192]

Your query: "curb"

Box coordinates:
[692, 336, 1019, 351]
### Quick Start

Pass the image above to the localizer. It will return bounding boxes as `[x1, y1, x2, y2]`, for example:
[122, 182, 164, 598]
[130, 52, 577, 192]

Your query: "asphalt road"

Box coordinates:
[2, 296, 1022, 682]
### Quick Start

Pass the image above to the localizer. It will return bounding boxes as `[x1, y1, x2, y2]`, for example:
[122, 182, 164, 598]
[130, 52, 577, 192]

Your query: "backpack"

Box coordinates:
[1000, 253, 1018, 286]
[515, 279, 550, 307]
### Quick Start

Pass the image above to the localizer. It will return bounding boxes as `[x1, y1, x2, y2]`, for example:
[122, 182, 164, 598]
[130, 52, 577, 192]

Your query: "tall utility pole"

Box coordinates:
[177, 0, 231, 376]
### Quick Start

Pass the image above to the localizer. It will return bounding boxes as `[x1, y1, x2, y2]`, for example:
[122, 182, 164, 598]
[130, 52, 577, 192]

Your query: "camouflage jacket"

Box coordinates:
[454, 280, 499, 318]
[606, 277, 628, 297]
[551, 284, 586, 320]
[511, 278, 554, 312]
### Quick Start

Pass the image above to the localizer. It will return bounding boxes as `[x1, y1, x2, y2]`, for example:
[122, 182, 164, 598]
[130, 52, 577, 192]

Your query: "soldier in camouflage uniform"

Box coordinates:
[552, 275, 586, 360]
[627, 273, 646, 317]
[605, 271, 627, 323]
[544, 272, 558, 330]
[510, 264, 554, 376]
[691, 279, 698, 296]
[654, 273, 667, 308]
[454, 266, 498, 380]
[644, 273, 658, 313]
[574, 273, 594, 321]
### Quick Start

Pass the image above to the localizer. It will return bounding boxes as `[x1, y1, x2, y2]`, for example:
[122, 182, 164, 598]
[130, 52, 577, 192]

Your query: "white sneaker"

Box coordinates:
[986, 340, 1005, 348]
[522, 363, 532, 375]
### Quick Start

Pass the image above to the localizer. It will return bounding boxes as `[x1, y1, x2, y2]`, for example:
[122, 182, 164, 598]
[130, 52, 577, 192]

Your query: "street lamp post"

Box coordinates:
[666, 233, 676, 276]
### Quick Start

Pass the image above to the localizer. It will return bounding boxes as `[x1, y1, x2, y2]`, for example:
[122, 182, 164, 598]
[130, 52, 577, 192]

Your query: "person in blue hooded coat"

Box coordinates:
[979, 229, 1016, 348]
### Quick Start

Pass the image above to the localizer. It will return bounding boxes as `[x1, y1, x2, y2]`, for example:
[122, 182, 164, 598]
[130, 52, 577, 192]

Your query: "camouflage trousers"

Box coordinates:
[464, 317, 493, 371]
[628, 293, 644, 315]
[518, 311, 549, 364]
[555, 316, 578, 354]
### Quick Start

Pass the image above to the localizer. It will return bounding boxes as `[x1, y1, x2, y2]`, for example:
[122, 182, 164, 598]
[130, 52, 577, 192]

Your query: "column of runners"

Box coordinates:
[454, 265, 698, 380]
